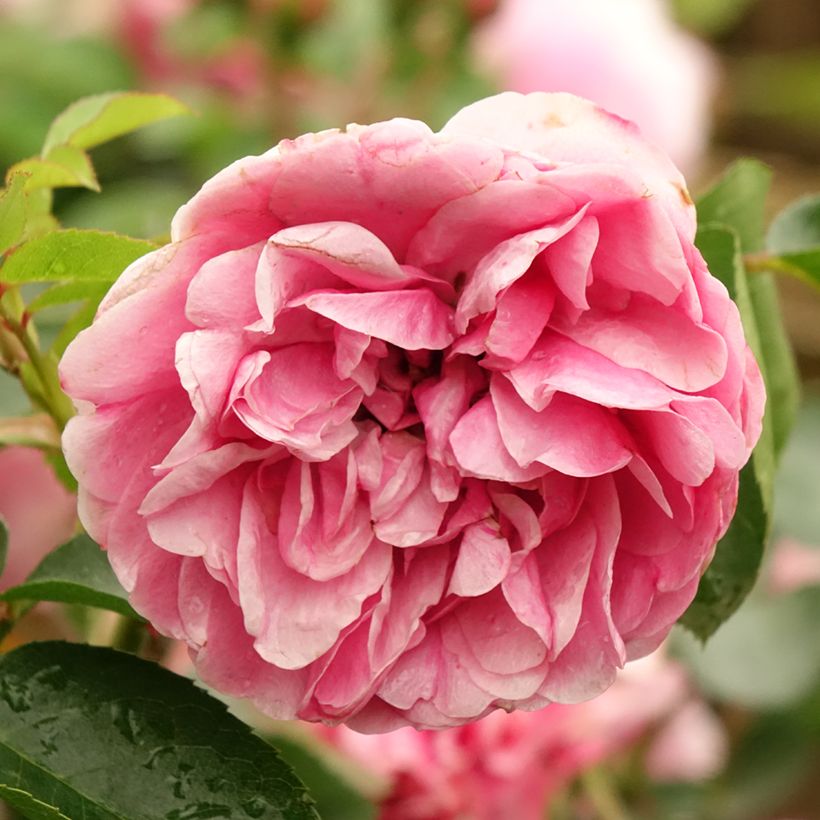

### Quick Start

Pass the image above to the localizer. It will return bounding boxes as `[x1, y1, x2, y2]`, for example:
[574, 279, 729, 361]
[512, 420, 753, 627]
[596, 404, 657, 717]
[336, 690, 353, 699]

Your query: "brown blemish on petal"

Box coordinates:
[675, 182, 694, 207]
[544, 113, 566, 128]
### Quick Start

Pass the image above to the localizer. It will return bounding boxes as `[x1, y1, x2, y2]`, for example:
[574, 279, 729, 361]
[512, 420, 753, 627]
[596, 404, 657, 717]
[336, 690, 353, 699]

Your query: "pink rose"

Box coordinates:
[316, 652, 688, 819]
[0, 447, 76, 591]
[474, 0, 717, 172]
[60, 92, 764, 730]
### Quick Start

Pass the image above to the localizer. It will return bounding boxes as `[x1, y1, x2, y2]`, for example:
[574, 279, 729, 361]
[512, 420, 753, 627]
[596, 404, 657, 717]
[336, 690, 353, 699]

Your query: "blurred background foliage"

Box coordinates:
[0, 0, 819, 818]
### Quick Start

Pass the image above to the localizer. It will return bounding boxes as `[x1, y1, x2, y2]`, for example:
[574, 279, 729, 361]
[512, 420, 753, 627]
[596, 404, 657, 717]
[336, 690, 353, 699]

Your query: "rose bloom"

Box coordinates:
[60, 92, 763, 731]
[474, 0, 717, 172]
[313, 652, 710, 819]
[0, 447, 76, 591]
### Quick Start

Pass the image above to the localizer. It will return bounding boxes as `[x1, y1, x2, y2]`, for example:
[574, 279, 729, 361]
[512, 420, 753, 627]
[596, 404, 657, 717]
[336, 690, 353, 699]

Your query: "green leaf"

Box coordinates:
[672, 0, 757, 35]
[695, 224, 775, 501]
[7, 146, 99, 192]
[768, 194, 820, 253]
[49, 301, 98, 358]
[0, 519, 7, 579]
[0, 228, 154, 286]
[679, 463, 767, 641]
[42, 92, 191, 155]
[0, 535, 140, 620]
[679, 225, 772, 640]
[747, 274, 800, 457]
[0, 785, 71, 819]
[0, 174, 27, 254]
[676, 587, 820, 708]
[773, 390, 820, 545]
[28, 280, 110, 312]
[765, 194, 820, 290]
[268, 734, 378, 820]
[0, 642, 319, 820]
[696, 159, 771, 253]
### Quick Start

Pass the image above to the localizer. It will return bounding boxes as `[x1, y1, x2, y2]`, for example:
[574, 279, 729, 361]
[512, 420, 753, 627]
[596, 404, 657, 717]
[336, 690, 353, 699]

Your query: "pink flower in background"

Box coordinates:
[474, 0, 717, 171]
[316, 653, 690, 819]
[60, 92, 763, 731]
[0, 447, 76, 591]
[117, 0, 265, 101]
[767, 537, 820, 594]
[646, 698, 728, 783]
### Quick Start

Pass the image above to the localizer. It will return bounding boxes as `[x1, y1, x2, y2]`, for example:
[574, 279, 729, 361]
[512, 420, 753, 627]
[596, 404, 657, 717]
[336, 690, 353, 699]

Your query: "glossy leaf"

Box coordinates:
[679, 463, 768, 641]
[0, 785, 70, 819]
[0, 229, 154, 291]
[0, 174, 27, 254]
[0, 535, 140, 620]
[697, 159, 771, 253]
[0, 642, 319, 820]
[42, 92, 190, 155]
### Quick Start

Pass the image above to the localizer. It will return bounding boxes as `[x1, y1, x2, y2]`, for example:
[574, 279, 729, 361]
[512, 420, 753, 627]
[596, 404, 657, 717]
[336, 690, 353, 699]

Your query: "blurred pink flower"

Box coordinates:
[474, 0, 717, 171]
[61, 92, 762, 731]
[646, 698, 728, 783]
[317, 653, 689, 819]
[767, 537, 820, 595]
[0, 447, 76, 590]
[118, 0, 265, 101]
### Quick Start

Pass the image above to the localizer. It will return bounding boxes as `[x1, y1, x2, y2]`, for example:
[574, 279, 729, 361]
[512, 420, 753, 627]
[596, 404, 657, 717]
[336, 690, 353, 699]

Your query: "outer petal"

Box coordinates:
[442, 92, 695, 238]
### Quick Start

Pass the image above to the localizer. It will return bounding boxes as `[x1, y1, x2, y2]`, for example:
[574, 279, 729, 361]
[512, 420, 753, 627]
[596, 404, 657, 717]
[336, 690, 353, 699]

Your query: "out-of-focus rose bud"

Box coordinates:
[0, 447, 76, 591]
[473, 0, 717, 172]
[645, 698, 728, 782]
[767, 537, 820, 595]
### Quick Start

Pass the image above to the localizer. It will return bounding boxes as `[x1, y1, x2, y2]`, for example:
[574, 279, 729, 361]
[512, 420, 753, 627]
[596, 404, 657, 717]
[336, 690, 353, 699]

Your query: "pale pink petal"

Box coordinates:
[442, 91, 695, 238]
[296, 289, 455, 350]
[271, 221, 411, 290]
[449, 521, 512, 597]
[507, 333, 676, 412]
[492, 376, 633, 476]
[484, 271, 555, 364]
[456, 210, 586, 330]
[553, 296, 728, 393]
[237, 478, 391, 669]
[185, 242, 263, 329]
[542, 214, 598, 309]
[449, 396, 551, 483]
[407, 179, 578, 277]
[268, 120, 505, 259]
